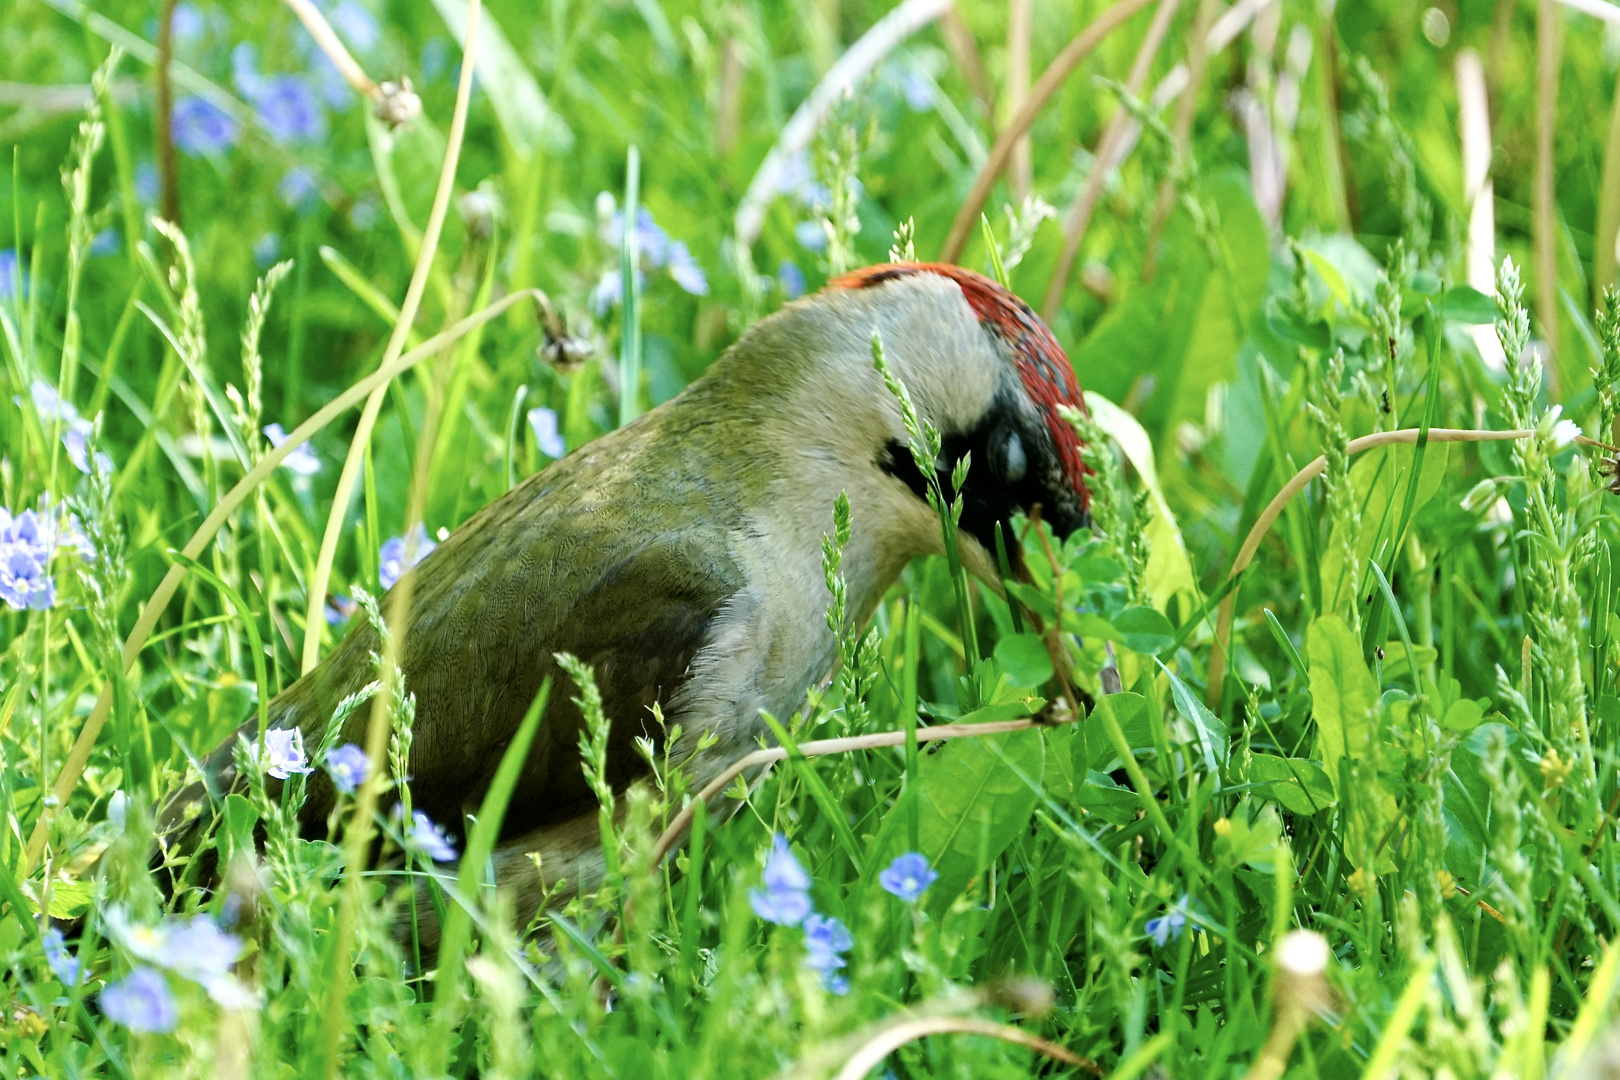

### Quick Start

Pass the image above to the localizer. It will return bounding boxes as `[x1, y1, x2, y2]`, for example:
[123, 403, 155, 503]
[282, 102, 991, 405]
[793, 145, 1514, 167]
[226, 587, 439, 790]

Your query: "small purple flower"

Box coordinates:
[349, 194, 381, 230]
[325, 743, 370, 795]
[409, 810, 458, 862]
[329, 0, 380, 53]
[264, 423, 319, 475]
[0, 249, 23, 301]
[878, 852, 938, 902]
[253, 233, 282, 269]
[667, 241, 708, 296]
[325, 593, 357, 626]
[255, 77, 325, 145]
[277, 167, 322, 212]
[62, 425, 113, 475]
[230, 42, 263, 100]
[527, 407, 565, 459]
[421, 37, 452, 82]
[260, 727, 313, 779]
[607, 206, 670, 267]
[172, 96, 239, 157]
[589, 270, 624, 316]
[795, 220, 828, 253]
[803, 913, 852, 962]
[778, 153, 831, 211]
[1146, 897, 1189, 947]
[42, 928, 83, 986]
[379, 523, 436, 589]
[89, 228, 122, 257]
[156, 915, 243, 984]
[310, 52, 351, 109]
[134, 162, 160, 206]
[777, 261, 805, 301]
[100, 968, 178, 1033]
[0, 504, 94, 610]
[750, 833, 813, 926]
[899, 69, 934, 112]
[171, 2, 205, 46]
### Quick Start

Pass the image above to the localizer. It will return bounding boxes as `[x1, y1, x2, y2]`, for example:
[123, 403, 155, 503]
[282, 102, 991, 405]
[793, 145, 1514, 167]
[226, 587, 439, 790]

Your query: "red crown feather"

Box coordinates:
[831, 262, 1090, 509]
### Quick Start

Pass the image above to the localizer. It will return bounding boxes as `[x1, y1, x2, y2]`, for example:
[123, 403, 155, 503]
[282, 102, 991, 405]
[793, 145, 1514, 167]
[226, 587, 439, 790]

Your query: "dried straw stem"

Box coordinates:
[282, 0, 379, 97]
[647, 716, 1063, 872]
[1041, 0, 1184, 321]
[1201, 426, 1602, 708]
[1534, 0, 1563, 360]
[296, 3, 476, 674]
[20, 289, 543, 875]
[939, 0, 1158, 262]
[830, 1017, 1096, 1080]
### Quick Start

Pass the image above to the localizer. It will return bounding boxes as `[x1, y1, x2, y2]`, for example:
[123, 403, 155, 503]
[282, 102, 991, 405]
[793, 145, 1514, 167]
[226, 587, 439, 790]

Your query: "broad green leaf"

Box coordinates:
[1321, 442, 1450, 612]
[1439, 285, 1499, 325]
[1307, 614, 1378, 795]
[1113, 606, 1175, 655]
[221, 793, 260, 871]
[1160, 660, 1227, 777]
[1075, 771, 1142, 825]
[1380, 642, 1437, 682]
[1442, 698, 1486, 732]
[993, 633, 1053, 689]
[1086, 692, 1156, 770]
[909, 729, 1045, 918]
[1247, 754, 1335, 815]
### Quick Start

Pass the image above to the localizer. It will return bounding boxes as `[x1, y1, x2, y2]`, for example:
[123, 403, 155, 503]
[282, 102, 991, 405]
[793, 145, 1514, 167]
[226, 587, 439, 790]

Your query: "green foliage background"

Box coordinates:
[5, 0, 1620, 1076]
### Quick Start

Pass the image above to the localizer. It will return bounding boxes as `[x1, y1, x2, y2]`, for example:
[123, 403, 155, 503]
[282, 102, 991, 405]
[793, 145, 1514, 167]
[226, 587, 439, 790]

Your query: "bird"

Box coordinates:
[159, 262, 1092, 947]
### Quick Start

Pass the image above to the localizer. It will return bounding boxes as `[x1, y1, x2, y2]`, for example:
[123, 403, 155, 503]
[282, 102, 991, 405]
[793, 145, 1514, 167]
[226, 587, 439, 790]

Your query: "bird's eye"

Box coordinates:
[1001, 430, 1027, 483]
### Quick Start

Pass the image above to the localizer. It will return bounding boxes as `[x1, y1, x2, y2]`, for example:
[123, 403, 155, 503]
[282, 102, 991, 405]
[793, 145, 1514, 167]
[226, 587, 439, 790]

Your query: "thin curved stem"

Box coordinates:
[20, 289, 538, 875]
[939, 0, 1157, 263]
[647, 716, 1061, 872]
[830, 1017, 1096, 1080]
[298, 0, 479, 676]
[1203, 426, 1552, 708]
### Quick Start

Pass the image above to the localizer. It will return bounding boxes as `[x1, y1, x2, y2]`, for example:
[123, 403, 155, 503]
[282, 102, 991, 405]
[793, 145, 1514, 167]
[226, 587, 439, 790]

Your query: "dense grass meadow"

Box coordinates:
[12, 0, 1620, 1075]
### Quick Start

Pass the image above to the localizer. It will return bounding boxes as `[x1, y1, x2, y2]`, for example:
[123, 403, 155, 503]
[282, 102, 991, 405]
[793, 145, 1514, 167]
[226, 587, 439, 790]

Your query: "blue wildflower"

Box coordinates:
[589, 270, 624, 316]
[325, 743, 370, 795]
[379, 523, 436, 589]
[1145, 897, 1189, 947]
[899, 69, 934, 112]
[100, 968, 177, 1033]
[134, 162, 160, 205]
[0, 248, 23, 301]
[777, 260, 805, 300]
[255, 76, 325, 144]
[42, 928, 83, 986]
[156, 915, 244, 984]
[421, 37, 452, 82]
[172, 96, 239, 156]
[409, 810, 458, 862]
[749, 833, 813, 926]
[0, 504, 94, 611]
[230, 42, 263, 100]
[667, 240, 708, 296]
[258, 727, 313, 779]
[608, 206, 670, 266]
[277, 166, 322, 211]
[803, 913, 853, 993]
[310, 51, 351, 109]
[325, 594, 357, 626]
[878, 852, 938, 902]
[107, 790, 128, 830]
[349, 194, 381, 230]
[264, 422, 319, 475]
[795, 220, 828, 253]
[253, 233, 282, 270]
[171, 2, 205, 46]
[89, 228, 122, 257]
[527, 407, 566, 459]
[330, 0, 380, 52]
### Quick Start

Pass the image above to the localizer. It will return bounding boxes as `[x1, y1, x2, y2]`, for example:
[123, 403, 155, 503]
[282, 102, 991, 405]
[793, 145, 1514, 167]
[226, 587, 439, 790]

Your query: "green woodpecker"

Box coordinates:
[163, 263, 1092, 944]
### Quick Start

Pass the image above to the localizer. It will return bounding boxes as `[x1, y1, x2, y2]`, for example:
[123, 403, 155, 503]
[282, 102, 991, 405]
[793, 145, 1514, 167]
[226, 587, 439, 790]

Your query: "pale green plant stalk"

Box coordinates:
[871, 330, 982, 700]
[817, 95, 866, 276]
[559, 652, 623, 904]
[1496, 257, 1593, 798]
[1307, 350, 1360, 631]
[1061, 404, 1144, 605]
